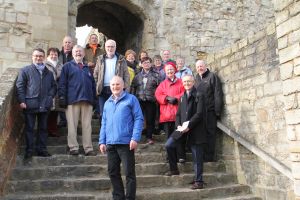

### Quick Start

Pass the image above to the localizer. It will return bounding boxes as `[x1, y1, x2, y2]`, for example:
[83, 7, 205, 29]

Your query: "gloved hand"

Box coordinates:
[166, 96, 178, 105]
[59, 97, 67, 108]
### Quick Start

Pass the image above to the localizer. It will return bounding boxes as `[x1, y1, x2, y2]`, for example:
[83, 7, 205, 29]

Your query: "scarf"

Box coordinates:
[89, 44, 98, 55]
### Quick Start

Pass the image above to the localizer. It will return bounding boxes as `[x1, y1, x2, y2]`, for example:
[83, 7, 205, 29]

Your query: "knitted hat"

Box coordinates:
[164, 61, 177, 72]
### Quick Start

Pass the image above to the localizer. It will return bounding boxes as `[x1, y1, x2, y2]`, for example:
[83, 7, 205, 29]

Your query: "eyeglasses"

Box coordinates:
[32, 55, 44, 58]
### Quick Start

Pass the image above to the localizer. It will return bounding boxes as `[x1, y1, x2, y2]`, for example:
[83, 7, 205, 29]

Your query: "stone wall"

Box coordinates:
[0, 68, 23, 195]
[208, 23, 294, 198]
[0, 0, 68, 75]
[69, 0, 275, 66]
[272, 0, 300, 198]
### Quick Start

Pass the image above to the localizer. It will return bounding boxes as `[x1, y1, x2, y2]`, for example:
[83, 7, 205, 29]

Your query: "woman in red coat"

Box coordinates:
[155, 62, 185, 137]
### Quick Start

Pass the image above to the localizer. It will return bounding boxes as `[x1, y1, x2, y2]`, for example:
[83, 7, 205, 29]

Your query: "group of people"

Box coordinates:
[15, 33, 223, 200]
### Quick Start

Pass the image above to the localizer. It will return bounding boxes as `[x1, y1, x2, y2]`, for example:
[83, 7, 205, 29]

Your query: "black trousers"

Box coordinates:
[140, 101, 156, 139]
[163, 122, 175, 138]
[204, 111, 217, 161]
[24, 112, 49, 154]
[107, 144, 136, 200]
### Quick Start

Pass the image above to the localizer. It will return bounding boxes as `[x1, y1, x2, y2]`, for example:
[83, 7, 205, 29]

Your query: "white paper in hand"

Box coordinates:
[177, 121, 189, 132]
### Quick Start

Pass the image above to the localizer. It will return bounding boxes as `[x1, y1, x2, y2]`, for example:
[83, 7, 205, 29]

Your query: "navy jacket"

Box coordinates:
[16, 64, 57, 113]
[58, 60, 96, 106]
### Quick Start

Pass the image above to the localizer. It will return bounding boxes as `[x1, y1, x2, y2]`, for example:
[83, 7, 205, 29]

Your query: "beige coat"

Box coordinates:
[94, 53, 130, 96]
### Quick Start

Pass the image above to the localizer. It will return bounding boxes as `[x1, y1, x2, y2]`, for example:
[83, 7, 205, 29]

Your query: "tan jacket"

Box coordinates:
[94, 53, 130, 96]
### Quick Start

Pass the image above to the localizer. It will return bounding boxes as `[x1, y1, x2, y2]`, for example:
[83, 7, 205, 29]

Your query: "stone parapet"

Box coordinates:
[0, 68, 23, 196]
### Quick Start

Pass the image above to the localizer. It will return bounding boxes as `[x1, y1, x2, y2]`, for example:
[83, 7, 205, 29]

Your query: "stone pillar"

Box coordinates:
[273, 0, 300, 198]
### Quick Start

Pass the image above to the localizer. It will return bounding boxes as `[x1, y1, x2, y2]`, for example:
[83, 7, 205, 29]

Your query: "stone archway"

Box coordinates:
[75, 0, 146, 54]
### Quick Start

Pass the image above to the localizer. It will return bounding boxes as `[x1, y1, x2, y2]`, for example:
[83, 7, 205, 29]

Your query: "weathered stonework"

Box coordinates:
[0, 68, 23, 195]
[209, 23, 294, 198]
[273, 0, 300, 199]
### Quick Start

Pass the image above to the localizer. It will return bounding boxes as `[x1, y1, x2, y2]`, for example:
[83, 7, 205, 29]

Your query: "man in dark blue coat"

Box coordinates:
[58, 45, 96, 156]
[16, 48, 56, 160]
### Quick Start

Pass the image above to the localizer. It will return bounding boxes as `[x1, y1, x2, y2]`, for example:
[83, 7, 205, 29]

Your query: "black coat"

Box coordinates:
[16, 64, 57, 113]
[175, 87, 207, 145]
[195, 69, 223, 116]
[130, 68, 161, 102]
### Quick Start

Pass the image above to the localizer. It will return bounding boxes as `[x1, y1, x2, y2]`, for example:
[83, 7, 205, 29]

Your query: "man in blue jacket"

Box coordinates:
[16, 48, 56, 160]
[99, 76, 144, 200]
[58, 45, 96, 156]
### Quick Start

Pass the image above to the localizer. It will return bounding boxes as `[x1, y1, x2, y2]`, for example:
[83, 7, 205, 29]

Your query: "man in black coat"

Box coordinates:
[195, 60, 223, 162]
[165, 74, 207, 190]
[16, 48, 57, 160]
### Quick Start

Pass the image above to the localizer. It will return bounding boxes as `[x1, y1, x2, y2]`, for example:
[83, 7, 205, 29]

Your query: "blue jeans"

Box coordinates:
[107, 144, 136, 200]
[24, 112, 49, 154]
[191, 144, 204, 183]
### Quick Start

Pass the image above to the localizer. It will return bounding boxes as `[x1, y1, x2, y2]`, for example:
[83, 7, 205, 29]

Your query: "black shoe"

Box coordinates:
[178, 159, 185, 164]
[24, 152, 33, 160]
[85, 151, 97, 156]
[191, 182, 204, 190]
[165, 170, 180, 176]
[37, 151, 51, 157]
[69, 150, 79, 156]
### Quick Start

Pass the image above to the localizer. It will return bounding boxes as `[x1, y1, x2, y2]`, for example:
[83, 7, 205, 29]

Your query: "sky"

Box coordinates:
[75, 25, 92, 46]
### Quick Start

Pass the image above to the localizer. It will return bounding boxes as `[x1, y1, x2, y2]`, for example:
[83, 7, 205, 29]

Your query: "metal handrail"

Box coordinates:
[217, 121, 293, 180]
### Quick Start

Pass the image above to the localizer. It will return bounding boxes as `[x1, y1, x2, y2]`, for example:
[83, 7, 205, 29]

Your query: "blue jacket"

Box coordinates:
[16, 64, 56, 113]
[99, 91, 144, 145]
[58, 60, 96, 105]
[175, 66, 193, 79]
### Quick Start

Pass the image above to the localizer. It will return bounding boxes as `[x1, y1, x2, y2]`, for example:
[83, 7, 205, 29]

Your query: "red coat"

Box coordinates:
[155, 78, 185, 123]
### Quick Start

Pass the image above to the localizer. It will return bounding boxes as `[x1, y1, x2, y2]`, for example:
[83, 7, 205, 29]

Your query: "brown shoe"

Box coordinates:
[191, 182, 204, 190]
[165, 170, 180, 176]
[85, 151, 97, 156]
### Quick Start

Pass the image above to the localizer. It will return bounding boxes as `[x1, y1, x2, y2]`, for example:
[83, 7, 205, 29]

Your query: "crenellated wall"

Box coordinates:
[207, 23, 294, 199]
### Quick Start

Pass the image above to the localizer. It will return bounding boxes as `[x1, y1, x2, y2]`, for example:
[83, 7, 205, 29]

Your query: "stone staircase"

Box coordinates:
[3, 120, 261, 200]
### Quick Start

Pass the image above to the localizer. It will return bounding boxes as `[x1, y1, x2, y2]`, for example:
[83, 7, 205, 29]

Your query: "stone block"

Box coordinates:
[275, 9, 289, 25]
[256, 39, 268, 52]
[266, 23, 276, 35]
[280, 61, 294, 80]
[279, 43, 300, 64]
[295, 65, 300, 76]
[238, 38, 247, 49]
[0, 8, 4, 21]
[285, 109, 300, 125]
[256, 86, 264, 98]
[263, 81, 282, 96]
[16, 13, 27, 24]
[284, 94, 298, 110]
[28, 14, 52, 29]
[289, 1, 300, 17]
[277, 14, 300, 38]
[221, 58, 228, 67]
[268, 67, 280, 82]
[9, 35, 26, 49]
[248, 30, 265, 44]
[289, 29, 300, 45]
[5, 11, 16, 23]
[282, 77, 300, 95]
[273, 0, 293, 12]
[278, 35, 288, 50]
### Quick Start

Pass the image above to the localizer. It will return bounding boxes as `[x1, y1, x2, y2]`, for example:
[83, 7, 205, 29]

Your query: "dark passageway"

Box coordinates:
[77, 1, 144, 54]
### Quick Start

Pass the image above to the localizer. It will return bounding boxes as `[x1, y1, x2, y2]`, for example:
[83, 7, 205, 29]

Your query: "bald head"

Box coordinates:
[110, 76, 124, 97]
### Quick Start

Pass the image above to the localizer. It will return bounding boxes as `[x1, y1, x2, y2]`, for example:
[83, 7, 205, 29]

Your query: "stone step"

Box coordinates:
[46, 133, 167, 146]
[11, 161, 226, 180]
[6, 173, 237, 194]
[3, 184, 252, 200]
[20, 143, 168, 155]
[212, 195, 262, 200]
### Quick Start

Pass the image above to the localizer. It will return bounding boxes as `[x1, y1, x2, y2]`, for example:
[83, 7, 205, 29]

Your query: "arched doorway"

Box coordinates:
[76, 1, 144, 54]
